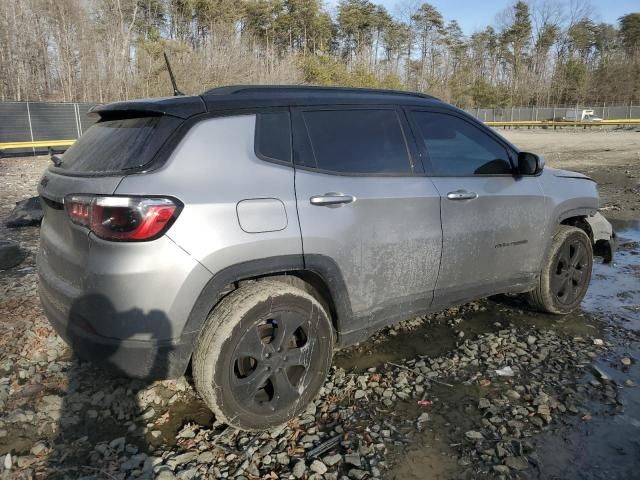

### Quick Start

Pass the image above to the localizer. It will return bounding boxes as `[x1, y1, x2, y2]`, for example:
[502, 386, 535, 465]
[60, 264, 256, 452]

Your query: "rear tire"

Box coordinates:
[193, 280, 334, 431]
[527, 226, 593, 314]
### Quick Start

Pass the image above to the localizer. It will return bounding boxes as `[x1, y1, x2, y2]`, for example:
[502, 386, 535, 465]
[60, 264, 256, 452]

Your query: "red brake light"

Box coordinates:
[64, 195, 182, 241]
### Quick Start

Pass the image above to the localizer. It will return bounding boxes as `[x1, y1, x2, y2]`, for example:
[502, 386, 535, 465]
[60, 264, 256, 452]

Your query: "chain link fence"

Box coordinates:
[465, 104, 640, 122]
[0, 102, 98, 155]
[1, 100, 638, 156]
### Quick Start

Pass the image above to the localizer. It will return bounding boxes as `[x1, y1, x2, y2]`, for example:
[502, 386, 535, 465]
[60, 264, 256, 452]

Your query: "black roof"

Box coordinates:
[204, 84, 437, 100]
[201, 85, 440, 111]
[91, 85, 442, 119]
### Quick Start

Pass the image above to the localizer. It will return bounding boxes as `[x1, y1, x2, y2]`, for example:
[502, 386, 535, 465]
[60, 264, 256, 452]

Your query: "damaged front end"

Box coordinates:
[586, 212, 615, 263]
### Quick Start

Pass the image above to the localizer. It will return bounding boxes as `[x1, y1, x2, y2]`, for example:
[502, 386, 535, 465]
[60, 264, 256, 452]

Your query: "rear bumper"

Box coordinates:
[39, 276, 194, 379]
[37, 233, 212, 379]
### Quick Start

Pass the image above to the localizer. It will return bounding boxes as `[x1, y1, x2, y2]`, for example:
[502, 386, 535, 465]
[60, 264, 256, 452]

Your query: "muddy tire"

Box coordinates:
[527, 225, 593, 314]
[192, 280, 334, 431]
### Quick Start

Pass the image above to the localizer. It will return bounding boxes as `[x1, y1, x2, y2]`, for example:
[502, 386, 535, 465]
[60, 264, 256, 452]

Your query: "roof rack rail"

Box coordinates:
[202, 84, 438, 100]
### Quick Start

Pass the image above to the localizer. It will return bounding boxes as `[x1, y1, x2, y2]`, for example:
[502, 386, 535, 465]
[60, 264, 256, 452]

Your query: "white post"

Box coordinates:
[74, 103, 82, 137]
[26, 101, 35, 155]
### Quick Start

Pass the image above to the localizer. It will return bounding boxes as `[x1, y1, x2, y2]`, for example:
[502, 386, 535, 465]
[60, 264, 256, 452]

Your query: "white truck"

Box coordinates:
[563, 109, 603, 122]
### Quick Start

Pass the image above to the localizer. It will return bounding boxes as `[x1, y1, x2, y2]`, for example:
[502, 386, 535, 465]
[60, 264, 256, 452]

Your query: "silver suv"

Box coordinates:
[37, 86, 614, 431]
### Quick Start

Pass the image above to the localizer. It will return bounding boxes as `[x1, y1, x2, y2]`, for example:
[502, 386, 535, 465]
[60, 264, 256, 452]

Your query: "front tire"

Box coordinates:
[193, 280, 334, 431]
[527, 225, 593, 314]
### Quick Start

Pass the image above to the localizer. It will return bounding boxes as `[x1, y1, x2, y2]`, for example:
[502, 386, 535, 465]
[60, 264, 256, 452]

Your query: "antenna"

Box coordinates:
[163, 52, 184, 96]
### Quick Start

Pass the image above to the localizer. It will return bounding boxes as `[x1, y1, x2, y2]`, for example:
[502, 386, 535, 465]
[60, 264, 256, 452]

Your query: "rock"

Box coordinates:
[6, 197, 43, 228]
[245, 462, 259, 477]
[354, 390, 366, 400]
[16, 456, 35, 469]
[109, 437, 125, 451]
[143, 457, 161, 472]
[593, 338, 604, 346]
[4, 453, 11, 470]
[537, 405, 551, 416]
[496, 444, 508, 458]
[526, 336, 537, 345]
[171, 451, 198, 466]
[156, 471, 177, 480]
[323, 454, 342, 466]
[495, 366, 515, 377]
[30, 442, 47, 456]
[121, 453, 148, 471]
[621, 357, 632, 367]
[505, 456, 529, 470]
[0, 239, 26, 270]
[176, 467, 197, 479]
[478, 398, 491, 409]
[344, 453, 361, 467]
[465, 430, 484, 440]
[310, 459, 327, 474]
[529, 416, 544, 428]
[349, 469, 368, 479]
[276, 452, 290, 465]
[506, 390, 521, 401]
[197, 451, 215, 463]
[417, 412, 430, 423]
[292, 461, 307, 478]
[591, 366, 610, 381]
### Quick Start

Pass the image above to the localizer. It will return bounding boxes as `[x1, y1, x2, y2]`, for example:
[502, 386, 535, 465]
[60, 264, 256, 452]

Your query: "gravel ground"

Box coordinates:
[0, 129, 638, 480]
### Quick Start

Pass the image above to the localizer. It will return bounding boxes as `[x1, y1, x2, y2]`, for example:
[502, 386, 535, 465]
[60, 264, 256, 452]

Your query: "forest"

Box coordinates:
[1, 0, 639, 107]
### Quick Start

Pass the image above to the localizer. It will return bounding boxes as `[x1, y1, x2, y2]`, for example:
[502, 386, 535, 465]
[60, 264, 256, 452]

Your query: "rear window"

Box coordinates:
[58, 116, 180, 173]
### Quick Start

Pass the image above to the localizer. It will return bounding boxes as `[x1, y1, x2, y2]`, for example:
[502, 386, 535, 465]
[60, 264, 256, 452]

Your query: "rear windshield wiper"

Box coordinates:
[50, 154, 63, 167]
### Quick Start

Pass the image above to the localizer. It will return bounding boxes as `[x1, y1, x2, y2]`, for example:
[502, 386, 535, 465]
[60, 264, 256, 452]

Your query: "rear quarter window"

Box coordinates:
[58, 115, 181, 173]
[255, 112, 292, 163]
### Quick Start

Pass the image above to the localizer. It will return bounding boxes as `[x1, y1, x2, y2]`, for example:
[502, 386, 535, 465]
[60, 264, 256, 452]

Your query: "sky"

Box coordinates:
[326, 0, 640, 34]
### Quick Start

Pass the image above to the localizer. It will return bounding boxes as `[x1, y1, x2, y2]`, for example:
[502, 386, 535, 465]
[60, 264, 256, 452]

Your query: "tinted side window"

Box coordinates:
[255, 112, 291, 163]
[410, 111, 512, 176]
[301, 109, 411, 174]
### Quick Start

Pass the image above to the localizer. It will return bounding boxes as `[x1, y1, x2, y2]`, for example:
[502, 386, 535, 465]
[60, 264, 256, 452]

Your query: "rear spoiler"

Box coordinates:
[89, 95, 207, 120]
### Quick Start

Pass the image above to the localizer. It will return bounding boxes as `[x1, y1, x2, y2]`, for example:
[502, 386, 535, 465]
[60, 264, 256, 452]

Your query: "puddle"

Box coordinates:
[527, 218, 640, 479]
[582, 218, 640, 330]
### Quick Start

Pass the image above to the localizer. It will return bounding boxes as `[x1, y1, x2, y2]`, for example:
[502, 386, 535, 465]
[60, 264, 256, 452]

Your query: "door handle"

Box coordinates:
[310, 193, 356, 207]
[446, 190, 478, 201]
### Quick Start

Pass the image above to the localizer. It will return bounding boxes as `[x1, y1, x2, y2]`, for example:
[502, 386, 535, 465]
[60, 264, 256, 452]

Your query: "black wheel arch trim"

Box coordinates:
[177, 254, 356, 374]
[557, 207, 597, 224]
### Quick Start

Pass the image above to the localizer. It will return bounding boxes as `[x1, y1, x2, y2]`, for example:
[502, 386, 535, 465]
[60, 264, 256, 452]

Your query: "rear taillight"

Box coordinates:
[64, 195, 182, 242]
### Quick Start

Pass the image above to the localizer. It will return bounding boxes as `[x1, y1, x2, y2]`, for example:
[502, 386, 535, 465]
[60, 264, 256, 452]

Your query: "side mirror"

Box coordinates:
[517, 152, 543, 175]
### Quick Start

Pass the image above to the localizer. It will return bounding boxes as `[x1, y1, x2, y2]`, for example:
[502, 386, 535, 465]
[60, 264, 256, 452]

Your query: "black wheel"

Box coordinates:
[527, 225, 593, 314]
[193, 280, 334, 431]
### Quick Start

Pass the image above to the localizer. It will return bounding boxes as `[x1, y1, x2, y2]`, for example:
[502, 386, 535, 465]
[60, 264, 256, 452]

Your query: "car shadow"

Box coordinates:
[45, 294, 174, 479]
